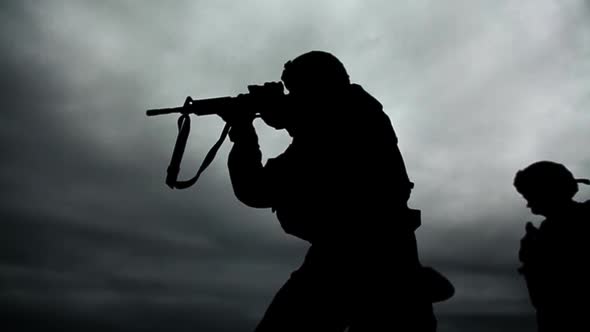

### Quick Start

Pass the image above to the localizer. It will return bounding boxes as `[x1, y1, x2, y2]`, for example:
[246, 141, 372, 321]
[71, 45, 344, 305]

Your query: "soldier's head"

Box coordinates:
[278, 51, 351, 136]
[514, 161, 589, 216]
[281, 51, 350, 99]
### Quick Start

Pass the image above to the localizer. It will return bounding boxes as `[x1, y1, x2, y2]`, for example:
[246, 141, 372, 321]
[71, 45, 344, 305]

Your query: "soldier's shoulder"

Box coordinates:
[349, 84, 383, 110]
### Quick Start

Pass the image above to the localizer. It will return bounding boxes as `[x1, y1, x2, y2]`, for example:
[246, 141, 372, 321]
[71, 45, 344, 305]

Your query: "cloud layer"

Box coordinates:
[1, 1, 589, 331]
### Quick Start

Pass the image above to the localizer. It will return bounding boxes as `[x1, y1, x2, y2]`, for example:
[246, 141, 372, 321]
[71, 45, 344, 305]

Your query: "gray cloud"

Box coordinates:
[1, 0, 589, 331]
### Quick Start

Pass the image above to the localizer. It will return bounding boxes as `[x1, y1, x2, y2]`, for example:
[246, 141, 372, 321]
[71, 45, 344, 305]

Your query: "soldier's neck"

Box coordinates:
[544, 200, 577, 219]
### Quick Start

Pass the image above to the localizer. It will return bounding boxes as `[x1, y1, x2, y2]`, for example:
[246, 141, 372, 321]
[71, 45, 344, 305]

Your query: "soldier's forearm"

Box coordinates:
[228, 132, 272, 208]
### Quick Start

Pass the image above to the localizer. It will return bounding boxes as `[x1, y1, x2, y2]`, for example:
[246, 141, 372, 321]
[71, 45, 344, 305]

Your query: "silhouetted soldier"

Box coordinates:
[223, 51, 442, 331]
[514, 161, 590, 332]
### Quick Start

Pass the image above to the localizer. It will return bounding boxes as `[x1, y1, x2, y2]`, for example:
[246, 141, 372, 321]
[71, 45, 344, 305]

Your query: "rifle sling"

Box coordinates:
[165, 114, 231, 189]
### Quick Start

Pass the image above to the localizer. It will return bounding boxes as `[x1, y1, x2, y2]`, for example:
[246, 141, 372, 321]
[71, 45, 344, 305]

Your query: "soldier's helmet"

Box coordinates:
[514, 161, 589, 200]
[281, 51, 350, 95]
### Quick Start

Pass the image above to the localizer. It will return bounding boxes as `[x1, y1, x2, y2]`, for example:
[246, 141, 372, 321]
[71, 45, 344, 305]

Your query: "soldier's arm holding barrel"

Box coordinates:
[224, 82, 288, 208]
[225, 117, 274, 208]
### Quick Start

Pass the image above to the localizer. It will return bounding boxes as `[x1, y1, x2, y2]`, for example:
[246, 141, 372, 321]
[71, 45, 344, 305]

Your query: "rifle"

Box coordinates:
[146, 82, 285, 189]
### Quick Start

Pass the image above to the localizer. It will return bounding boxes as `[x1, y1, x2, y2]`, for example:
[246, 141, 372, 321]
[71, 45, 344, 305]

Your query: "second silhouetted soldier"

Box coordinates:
[514, 161, 590, 332]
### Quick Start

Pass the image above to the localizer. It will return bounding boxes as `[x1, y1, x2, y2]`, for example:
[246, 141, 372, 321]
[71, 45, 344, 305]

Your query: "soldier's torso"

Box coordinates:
[534, 201, 590, 313]
[263, 87, 413, 245]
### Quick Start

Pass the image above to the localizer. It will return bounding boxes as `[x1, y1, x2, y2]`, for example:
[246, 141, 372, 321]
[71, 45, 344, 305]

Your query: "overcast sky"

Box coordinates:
[1, 1, 589, 331]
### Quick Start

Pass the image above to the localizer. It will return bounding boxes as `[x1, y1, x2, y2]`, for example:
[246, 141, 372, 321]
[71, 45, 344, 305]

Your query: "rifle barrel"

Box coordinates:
[146, 107, 185, 116]
[146, 96, 237, 117]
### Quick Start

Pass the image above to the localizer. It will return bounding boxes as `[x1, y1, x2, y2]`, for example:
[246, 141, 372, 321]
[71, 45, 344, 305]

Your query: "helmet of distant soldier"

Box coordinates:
[514, 161, 584, 200]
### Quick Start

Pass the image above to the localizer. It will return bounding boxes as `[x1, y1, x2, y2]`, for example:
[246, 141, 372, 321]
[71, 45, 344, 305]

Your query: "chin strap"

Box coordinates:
[165, 113, 231, 189]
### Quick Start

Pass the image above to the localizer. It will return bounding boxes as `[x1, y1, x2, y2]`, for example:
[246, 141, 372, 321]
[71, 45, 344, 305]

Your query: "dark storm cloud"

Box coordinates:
[0, 4, 302, 328]
[1, 0, 590, 331]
